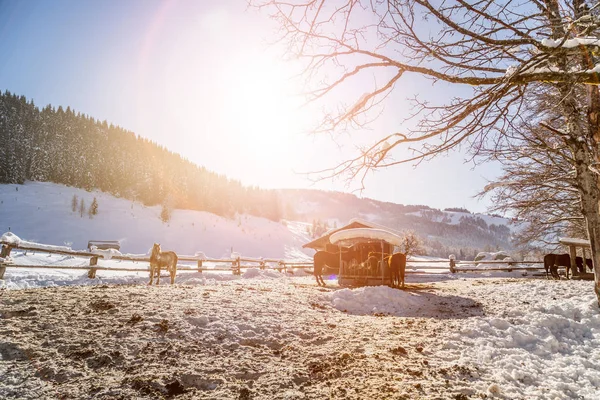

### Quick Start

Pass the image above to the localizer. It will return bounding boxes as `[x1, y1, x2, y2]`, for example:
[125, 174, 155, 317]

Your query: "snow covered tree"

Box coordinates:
[254, 0, 600, 305]
[71, 194, 78, 213]
[0, 90, 287, 222]
[310, 219, 329, 238]
[160, 203, 172, 224]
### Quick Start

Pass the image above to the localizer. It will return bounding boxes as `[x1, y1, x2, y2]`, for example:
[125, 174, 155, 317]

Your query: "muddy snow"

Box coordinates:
[1, 276, 599, 399]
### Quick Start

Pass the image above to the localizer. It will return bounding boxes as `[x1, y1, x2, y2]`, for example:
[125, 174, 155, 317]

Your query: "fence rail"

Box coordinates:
[1, 239, 551, 281]
[0, 239, 318, 279]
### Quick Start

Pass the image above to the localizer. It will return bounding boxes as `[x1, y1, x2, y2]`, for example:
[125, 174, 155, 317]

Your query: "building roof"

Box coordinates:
[559, 237, 591, 248]
[302, 218, 401, 250]
[330, 228, 404, 247]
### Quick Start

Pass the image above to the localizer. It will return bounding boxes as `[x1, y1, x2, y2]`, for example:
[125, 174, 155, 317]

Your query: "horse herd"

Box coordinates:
[146, 243, 406, 288]
[313, 249, 407, 289]
[147, 244, 590, 288]
[314, 250, 595, 287]
[543, 253, 593, 279]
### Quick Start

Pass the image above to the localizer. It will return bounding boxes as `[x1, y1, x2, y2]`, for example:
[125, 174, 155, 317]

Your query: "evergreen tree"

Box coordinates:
[71, 194, 78, 212]
[0, 91, 289, 221]
[89, 197, 98, 218]
[79, 198, 85, 217]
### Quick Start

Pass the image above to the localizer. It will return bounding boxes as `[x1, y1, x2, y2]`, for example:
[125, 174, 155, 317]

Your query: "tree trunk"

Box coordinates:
[581, 190, 600, 306]
[572, 142, 600, 306]
[588, 85, 600, 306]
[557, 54, 600, 303]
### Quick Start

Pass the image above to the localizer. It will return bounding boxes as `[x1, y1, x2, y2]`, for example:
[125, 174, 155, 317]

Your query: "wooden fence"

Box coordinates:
[0, 240, 313, 279]
[0, 239, 547, 280]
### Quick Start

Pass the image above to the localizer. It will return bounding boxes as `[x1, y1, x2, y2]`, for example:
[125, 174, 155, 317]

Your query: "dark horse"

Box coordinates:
[149, 243, 178, 285]
[575, 256, 593, 274]
[388, 252, 407, 289]
[313, 250, 354, 286]
[543, 253, 572, 280]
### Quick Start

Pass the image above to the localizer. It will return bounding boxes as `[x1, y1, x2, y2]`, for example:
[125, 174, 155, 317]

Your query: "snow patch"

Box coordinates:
[327, 286, 422, 315]
[90, 246, 122, 260]
[541, 37, 600, 48]
[242, 268, 285, 280]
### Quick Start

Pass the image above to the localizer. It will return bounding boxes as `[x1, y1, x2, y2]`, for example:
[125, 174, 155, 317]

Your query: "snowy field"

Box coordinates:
[1, 259, 599, 399]
[0, 182, 313, 259]
[1, 182, 598, 398]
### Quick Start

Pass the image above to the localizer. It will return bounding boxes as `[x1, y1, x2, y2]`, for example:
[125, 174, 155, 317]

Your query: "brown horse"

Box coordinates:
[149, 243, 178, 285]
[388, 252, 407, 289]
[313, 250, 355, 286]
[543, 253, 572, 280]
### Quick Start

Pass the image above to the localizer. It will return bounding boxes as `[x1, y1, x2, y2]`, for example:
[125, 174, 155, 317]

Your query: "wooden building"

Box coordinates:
[304, 219, 403, 286]
[559, 237, 595, 279]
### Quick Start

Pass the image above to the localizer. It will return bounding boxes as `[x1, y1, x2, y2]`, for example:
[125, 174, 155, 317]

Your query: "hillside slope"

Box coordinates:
[0, 182, 520, 261]
[0, 182, 312, 260]
[0, 91, 280, 221]
[279, 189, 520, 258]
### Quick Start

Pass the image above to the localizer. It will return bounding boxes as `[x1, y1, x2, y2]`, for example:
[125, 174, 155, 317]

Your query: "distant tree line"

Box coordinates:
[443, 207, 470, 214]
[0, 91, 282, 221]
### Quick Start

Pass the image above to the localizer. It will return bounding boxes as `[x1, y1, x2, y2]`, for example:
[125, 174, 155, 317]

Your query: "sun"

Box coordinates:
[135, 10, 315, 187]
[224, 56, 303, 156]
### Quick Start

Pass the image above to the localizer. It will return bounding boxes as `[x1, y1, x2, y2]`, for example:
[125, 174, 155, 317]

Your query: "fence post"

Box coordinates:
[197, 260, 203, 273]
[449, 254, 456, 273]
[279, 261, 288, 274]
[0, 263, 5, 279]
[88, 256, 98, 279]
[259, 260, 266, 270]
[232, 257, 241, 275]
[569, 245, 578, 278]
[1, 244, 13, 259]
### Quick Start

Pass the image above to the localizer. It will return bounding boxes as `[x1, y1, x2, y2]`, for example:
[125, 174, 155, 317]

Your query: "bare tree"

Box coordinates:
[254, 0, 600, 304]
[400, 230, 425, 257]
[478, 87, 587, 248]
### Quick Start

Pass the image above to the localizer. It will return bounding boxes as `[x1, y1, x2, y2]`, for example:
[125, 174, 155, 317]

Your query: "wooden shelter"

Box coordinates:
[330, 228, 404, 286]
[558, 237, 594, 279]
[304, 219, 403, 286]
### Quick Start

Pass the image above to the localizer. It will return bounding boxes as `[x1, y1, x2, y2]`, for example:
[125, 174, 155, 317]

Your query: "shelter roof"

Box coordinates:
[559, 237, 591, 248]
[330, 228, 404, 248]
[302, 218, 401, 250]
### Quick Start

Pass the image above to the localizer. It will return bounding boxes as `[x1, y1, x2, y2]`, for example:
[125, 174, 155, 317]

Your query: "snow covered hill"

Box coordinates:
[0, 182, 313, 260]
[0, 182, 521, 262]
[279, 189, 520, 257]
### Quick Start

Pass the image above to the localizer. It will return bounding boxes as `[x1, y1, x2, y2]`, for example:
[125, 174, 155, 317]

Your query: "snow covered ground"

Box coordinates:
[1, 248, 598, 399]
[1, 271, 598, 399]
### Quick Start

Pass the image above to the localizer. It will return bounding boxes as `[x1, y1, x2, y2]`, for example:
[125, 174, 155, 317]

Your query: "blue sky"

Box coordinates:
[0, 0, 501, 212]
